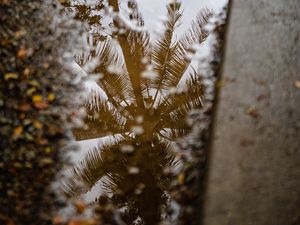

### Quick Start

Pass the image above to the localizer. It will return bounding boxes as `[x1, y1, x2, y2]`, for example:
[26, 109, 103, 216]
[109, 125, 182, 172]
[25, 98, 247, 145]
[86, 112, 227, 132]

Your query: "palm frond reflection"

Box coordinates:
[64, 1, 211, 224]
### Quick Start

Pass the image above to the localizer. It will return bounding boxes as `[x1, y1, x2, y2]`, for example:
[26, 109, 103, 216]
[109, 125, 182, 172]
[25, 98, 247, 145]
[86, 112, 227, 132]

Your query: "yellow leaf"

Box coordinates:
[40, 157, 53, 166]
[48, 93, 56, 101]
[33, 120, 43, 129]
[44, 147, 52, 154]
[58, 0, 70, 4]
[32, 95, 43, 103]
[4, 73, 18, 80]
[178, 173, 185, 184]
[27, 87, 36, 96]
[28, 80, 40, 87]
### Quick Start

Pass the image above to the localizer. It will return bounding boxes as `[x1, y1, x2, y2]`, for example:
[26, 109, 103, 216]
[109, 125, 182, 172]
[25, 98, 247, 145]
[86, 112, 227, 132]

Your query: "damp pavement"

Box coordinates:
[203, 0, 300, 224]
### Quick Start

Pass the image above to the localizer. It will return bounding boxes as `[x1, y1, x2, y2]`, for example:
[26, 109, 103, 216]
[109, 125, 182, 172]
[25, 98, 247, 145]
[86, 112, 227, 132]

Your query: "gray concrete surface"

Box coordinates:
[202, 0, 300, 225]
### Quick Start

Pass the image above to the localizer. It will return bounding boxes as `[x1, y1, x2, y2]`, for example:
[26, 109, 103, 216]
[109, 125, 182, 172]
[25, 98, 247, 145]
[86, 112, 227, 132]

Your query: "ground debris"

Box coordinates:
[0, 0, 84, 224]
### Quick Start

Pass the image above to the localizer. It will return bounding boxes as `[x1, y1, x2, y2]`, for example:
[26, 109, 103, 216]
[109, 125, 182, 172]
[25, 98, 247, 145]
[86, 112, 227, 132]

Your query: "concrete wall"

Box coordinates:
[203, 0, 300, 224]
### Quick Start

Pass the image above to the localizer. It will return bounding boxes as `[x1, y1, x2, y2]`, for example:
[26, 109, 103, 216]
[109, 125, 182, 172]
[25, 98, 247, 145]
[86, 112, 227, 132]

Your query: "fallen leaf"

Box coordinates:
[39, 158, 53, 166]
[28, 80, 40, 87]
[4, 73, 18, 80]
[32, 95, 43, 103]
[74, 200, 87, 214]
[25, 133, 34, 141]
[15, 30, 27, 39]
[68, 219, 96, 225]
[13, 162, 22, 168]
[17, 49, 27, 58]
[44, 147, 52, 154]
[24, 162, 32, 168]
[34, 101, 49, 110]
[48, 93, 56, 101]
[17, 48, 33, 59]
[178, 173, 185, 185]
[39, 139, 49, 145]
[0, 0, 10, 5]
[27, 87, 37, 96]
[32, 95, 49, 109]
[18, 113, 25, 120]
[23, 68, 31, 77]
[13, 126, 23, 139]
[247, 106, 259, 118]
[295, 80, 300, 89]
[33, 120, 43, 129]
[19, 103, 31, 112]
[53, 215, 63, 224]
[43, 63, 50, 69]
[57, 0, 70, 5]
[240, 137, 255, 146]
[256, 94, 268, 102]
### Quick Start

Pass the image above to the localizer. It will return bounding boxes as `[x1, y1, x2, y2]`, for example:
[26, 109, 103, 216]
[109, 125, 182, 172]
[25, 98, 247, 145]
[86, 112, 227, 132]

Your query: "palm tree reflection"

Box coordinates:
[65, 1, 211, 224]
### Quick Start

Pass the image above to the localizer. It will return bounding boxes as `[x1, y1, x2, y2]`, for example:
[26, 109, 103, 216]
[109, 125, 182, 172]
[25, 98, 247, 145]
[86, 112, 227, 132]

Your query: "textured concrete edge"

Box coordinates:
[197, 0, 234, 224]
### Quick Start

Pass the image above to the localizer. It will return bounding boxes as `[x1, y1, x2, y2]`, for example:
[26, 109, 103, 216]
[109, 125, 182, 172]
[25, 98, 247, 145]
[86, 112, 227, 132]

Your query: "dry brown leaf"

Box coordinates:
[247, 105, 259, 118]
[17, 49, 27, 58]
[34, 101, 49, 110]
[53, 215, 63, 224]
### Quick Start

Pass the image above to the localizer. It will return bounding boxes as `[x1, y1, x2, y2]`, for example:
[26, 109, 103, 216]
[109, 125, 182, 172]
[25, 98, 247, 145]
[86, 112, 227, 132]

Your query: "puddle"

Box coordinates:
[0, 0, 228, 224]
[61, 0, 228, 224]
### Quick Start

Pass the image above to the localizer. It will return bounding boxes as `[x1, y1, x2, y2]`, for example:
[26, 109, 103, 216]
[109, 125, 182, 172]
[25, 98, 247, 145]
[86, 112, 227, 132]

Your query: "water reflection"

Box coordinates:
[64, 0, 211, 224]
